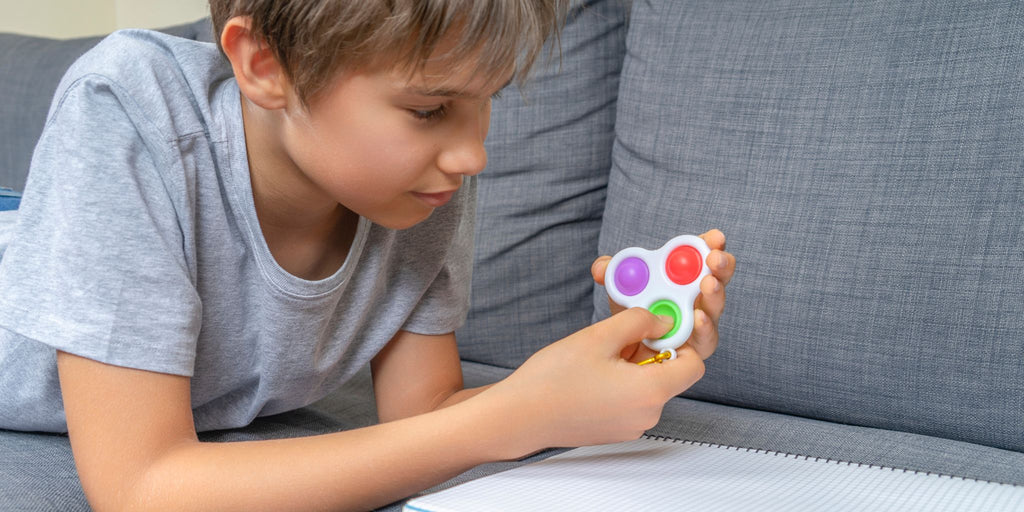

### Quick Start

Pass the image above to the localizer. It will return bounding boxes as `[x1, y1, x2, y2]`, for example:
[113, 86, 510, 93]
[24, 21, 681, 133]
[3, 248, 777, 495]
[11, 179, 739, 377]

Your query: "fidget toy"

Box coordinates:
[605, 235, 711, 361]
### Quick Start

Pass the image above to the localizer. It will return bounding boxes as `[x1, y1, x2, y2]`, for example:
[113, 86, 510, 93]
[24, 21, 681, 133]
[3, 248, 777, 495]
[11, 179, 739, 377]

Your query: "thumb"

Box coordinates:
[590, 307, 674, 353]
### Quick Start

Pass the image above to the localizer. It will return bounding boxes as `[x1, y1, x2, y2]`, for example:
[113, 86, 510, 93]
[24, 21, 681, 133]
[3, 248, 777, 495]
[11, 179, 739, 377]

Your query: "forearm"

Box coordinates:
[435, 383, 492, 410]
[126, 397, 514, 512]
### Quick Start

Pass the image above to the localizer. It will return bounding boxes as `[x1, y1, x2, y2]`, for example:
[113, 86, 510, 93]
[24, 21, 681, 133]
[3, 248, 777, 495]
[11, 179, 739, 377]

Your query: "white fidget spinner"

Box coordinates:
[605, 235, 711, 358]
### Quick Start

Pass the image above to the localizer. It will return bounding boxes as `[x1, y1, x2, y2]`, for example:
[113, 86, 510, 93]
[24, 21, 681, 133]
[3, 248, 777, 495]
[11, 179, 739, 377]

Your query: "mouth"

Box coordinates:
[411, 189, 457, 207]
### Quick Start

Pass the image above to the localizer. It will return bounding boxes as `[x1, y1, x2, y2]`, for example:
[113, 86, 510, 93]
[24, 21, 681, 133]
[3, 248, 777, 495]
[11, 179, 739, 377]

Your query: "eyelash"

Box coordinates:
[411, 105, 448, 121]
[410, 92, 503, 122]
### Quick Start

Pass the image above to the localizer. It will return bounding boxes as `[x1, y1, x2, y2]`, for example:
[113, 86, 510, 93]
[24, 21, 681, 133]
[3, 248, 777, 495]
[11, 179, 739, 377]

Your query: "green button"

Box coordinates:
[649, 300, 681, 339]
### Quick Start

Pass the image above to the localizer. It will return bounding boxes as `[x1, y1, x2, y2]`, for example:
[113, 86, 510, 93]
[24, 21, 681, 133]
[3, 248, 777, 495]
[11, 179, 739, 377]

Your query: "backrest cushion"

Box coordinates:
[0, 19, 213, 190]
[455, 0, 629, 367]
[597, 0, 1024, 452]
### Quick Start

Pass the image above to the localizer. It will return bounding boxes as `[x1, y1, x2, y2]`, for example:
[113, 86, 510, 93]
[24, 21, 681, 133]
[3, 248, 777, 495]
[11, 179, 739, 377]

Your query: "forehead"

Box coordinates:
[405, 68, 514, 99]
[376, 18, 519, 96]
[389, 48, 516, 98]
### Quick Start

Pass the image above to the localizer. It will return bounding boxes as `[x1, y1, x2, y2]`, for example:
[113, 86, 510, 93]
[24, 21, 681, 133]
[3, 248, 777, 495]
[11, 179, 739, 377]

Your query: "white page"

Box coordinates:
[404, 437, 1024, 512]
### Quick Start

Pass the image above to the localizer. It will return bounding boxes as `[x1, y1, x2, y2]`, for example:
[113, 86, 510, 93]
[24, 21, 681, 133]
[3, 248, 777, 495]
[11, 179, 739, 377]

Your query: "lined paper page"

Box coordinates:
[404, 437, 1024, 512]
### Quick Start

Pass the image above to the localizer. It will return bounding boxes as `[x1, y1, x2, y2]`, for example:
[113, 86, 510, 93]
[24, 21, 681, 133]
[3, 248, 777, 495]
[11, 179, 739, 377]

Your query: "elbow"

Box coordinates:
[78, 443, 199, 512]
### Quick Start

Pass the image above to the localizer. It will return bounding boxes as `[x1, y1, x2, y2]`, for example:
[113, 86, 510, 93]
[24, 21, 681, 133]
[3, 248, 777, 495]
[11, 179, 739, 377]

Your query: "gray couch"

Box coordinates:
[2, 1, 1022, 510]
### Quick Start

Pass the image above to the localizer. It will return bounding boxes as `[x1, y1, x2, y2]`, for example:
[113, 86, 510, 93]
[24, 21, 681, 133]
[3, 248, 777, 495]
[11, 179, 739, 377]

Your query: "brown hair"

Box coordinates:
[209, 0, 569, 106]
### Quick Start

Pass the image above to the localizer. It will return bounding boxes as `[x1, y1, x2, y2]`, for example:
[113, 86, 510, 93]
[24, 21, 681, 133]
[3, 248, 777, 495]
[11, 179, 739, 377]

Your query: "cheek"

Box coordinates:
[351, 123, 433, 186]
[299, 111, 423, 188]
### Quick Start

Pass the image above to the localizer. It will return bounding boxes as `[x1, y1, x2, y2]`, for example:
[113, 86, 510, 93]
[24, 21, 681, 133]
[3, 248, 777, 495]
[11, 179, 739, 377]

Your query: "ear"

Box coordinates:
[220, 16, 290, 110]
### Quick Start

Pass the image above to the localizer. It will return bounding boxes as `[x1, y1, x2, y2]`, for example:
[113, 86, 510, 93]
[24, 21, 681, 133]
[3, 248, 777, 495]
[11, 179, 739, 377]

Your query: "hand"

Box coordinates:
[488, 308, 706, 454]
[591, 229, 736, 361]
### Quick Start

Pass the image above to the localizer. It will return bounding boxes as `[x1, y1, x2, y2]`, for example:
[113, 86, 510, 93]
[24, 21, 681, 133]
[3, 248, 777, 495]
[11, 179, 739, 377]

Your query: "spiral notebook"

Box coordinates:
[404, 436, 1024, 512]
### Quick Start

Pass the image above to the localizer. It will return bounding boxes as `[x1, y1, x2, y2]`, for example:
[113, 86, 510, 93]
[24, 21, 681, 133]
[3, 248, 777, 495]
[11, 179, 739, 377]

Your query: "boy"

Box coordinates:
[0, 1, 735, 510]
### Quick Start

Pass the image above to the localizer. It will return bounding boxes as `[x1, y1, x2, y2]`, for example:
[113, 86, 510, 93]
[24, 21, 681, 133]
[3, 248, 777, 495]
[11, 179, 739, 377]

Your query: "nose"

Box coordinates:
[437, 105, 489, 177]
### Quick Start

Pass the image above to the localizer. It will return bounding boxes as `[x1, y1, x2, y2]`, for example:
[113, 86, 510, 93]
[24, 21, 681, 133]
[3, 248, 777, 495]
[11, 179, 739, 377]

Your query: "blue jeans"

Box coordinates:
[0, 187, 21, 211]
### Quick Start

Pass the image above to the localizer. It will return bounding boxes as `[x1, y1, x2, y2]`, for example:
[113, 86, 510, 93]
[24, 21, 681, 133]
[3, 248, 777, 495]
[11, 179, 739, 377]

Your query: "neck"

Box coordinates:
[240, 95, 359, 280]
[242, 96, 344, 228]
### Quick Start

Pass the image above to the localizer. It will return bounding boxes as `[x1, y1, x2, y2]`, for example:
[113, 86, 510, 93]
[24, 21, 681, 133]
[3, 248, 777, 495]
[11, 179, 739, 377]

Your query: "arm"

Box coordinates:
[371, 229, 737, 422]
[58, 350, 506, 512]
[60, 307, 701, 512]
[370, 330, 490, 423]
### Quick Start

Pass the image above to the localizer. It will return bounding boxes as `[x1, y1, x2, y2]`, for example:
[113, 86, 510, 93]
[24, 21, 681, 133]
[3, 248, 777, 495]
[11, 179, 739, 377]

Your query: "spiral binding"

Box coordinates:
[641, 434, 1021, 487]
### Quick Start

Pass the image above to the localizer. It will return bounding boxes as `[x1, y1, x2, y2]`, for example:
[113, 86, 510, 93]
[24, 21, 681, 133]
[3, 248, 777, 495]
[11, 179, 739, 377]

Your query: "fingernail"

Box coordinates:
[656, 314, 675, 325]
[714, 279, 722, 292]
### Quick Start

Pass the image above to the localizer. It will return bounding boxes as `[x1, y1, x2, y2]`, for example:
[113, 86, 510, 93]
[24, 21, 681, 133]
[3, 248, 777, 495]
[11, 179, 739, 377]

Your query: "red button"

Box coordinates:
[665, 245, 702, 285]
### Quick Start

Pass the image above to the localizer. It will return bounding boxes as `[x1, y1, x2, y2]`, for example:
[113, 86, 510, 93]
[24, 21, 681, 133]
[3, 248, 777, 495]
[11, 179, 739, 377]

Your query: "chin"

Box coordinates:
[374, 209, 434, 230]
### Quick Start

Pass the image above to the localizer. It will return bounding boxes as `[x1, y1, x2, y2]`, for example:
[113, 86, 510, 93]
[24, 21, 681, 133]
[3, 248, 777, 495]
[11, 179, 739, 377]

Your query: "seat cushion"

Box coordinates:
[3, 361, 1020, 511]
[598, 0, 1024, 452]
[0, 360, 379, 512]
[454, 0, 628, 368]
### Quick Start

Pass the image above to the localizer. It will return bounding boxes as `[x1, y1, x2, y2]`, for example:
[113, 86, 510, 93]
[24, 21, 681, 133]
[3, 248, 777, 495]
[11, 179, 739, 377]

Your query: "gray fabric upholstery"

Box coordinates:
[0, 431, 84, 511]
[2, 4, 1022, 509]
[0, 18, 213, 191]
[7, 361, 1017, 511]
[0, 364, 379, 512]
[454, 0, 628, 368]
[649, 398, 1024, 488]
[456, 362, 1024, 488]
[598, 0, 1024, 453]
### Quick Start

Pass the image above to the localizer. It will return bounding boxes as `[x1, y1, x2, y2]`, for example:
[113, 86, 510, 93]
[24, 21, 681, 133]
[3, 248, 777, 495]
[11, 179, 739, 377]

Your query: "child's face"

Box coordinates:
[276, 54, 509, 230]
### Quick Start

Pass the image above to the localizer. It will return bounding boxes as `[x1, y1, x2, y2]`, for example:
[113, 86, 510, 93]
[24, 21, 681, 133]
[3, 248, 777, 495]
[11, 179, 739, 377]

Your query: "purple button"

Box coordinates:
[614, 257, 649, 296]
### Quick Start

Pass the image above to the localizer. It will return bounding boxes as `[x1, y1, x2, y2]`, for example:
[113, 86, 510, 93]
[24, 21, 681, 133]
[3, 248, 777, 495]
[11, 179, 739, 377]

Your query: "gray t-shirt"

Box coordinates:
[0, 30, 475, 432]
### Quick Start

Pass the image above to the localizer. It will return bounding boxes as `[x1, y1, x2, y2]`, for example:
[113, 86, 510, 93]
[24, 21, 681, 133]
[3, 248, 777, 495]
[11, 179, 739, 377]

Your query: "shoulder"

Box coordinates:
[62, 29, 228, 93]
[49, 29, 233, 141]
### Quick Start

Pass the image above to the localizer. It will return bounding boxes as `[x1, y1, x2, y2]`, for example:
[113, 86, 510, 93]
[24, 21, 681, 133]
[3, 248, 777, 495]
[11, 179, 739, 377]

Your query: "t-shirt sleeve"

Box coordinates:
[0, 74, 201, 376]
[399, 176, 477, 336]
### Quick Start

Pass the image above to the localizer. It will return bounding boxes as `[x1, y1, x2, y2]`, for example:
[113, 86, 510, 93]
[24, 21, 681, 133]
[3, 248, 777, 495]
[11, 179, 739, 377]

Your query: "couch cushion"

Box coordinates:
[454, 0, 629, 368]
[598, 0, 1024, 452]
[6, 361, 1018, 511]
[416, 363, 1024, 504]
[0, 430, 86, 511]
[0, 361, 379, 512]
[456, 362, 1024, 487]
[0, 18, 213, 191]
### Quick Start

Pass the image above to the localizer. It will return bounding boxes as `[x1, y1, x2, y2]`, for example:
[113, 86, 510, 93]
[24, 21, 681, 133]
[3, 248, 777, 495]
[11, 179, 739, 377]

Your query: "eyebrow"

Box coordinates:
[408, 86, 471, 98]
[406, 77, 515, 99]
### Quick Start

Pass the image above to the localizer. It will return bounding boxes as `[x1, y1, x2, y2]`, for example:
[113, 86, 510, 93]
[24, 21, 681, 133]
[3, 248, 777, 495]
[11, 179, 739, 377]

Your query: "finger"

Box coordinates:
[699, 230, 735, 286]
[707, 250, 736, 287]
[590, 307, 674, 353]
[700, 229, 726, 251]
[591, 255, 612, 285]
[596, 256, 628, 314]
[619, 342, 643, 361]
[648, 345, 706, 397]
[696, 274, 725, 324]
[622, 342, 659, 364]
[687, 309, 719, 360]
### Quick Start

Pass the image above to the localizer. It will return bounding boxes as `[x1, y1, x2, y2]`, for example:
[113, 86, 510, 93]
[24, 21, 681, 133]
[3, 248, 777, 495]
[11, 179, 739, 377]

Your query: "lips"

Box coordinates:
[412, 189, 457, 207]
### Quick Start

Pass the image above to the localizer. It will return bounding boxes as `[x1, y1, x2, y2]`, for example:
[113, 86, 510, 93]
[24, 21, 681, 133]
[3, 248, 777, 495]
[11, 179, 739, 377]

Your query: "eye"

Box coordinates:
[410, 105, 448, 121]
